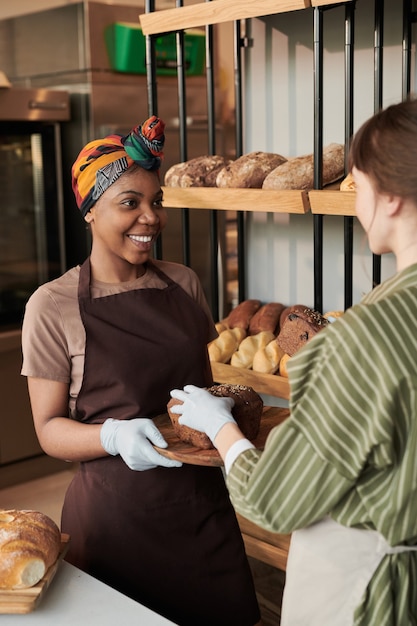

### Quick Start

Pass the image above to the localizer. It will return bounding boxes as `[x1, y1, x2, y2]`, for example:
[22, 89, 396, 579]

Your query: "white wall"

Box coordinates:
[243, 0, 415, 313]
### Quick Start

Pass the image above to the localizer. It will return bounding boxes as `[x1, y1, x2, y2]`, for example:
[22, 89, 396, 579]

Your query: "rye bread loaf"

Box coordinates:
[0, 509, 61, 589]
[216, 151, 287, 188]
[164, 155, 230, 188]
[262, 143, 345, 190]
[167, 384, 263, 449]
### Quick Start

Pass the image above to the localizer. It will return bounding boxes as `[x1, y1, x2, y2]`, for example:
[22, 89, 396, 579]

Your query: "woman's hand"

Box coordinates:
[169, 384, 236, 444]
[100, 418, 182, 470]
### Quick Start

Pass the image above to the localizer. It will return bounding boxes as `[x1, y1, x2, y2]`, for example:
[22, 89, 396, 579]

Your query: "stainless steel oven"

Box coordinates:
[0, 87, 70, 329]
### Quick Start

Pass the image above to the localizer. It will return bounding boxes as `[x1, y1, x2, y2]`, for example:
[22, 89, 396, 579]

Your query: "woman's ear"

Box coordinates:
[384, 194, 402, 217]
[84, 210, 94, 224]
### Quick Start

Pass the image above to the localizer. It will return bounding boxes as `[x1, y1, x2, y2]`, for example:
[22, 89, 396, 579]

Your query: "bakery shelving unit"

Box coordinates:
[139, 0, 416, 575]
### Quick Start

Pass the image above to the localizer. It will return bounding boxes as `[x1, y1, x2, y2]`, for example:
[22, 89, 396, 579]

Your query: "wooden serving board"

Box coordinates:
[153, 406, 290, 467]
[0, 534, 70, 614]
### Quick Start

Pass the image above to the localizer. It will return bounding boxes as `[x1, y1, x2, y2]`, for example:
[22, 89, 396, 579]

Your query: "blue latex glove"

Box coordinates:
[100, 418, 182, 471]
[169, 384, 236, 444]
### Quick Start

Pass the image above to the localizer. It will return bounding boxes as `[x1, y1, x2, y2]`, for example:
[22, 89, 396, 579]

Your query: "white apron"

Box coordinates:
[281, 516, 417, 626]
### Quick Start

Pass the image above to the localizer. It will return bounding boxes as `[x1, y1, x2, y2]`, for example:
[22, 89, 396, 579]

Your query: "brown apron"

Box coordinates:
[61, 258, 260, 626]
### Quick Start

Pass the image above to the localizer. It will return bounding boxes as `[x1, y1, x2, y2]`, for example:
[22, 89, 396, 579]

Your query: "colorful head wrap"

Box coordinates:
[72, 115, 165, 217]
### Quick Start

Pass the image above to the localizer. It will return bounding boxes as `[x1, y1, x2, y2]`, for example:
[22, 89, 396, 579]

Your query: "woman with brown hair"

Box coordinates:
[171, 98, 417, 626]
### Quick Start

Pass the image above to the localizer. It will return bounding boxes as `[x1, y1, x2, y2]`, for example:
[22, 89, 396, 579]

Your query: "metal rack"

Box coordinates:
[141, 0, 416, 318]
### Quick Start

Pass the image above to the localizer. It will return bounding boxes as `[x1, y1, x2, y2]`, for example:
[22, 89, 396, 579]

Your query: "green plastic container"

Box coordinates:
[105, 22, 206, 76]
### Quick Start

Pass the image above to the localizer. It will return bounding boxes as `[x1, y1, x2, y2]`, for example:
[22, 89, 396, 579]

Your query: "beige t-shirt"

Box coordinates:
[21, 260, 217, 417]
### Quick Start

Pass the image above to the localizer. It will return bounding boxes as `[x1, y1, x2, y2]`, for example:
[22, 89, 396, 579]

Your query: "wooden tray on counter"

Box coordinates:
[153, 406, 290, 467]
[0, 534, 70, 614]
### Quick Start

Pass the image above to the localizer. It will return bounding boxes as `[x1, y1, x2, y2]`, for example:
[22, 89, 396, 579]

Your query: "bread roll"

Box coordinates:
[324, 310, 344, 320]
[230, 331, 275, 369]
[0, 509, 61, 589]
[249, 302, 285, 335]
[208, 327, 246, 363]
[226, 299, 261, 331]
[252, 339, 285, 375]
[279, 353, 291, 378]
[216, 152, 287, 188]
[340, 172, 355, 191]
[167, 384, 263, 449]
[262, 143, 345, 190]
[164, 155, 230, 188]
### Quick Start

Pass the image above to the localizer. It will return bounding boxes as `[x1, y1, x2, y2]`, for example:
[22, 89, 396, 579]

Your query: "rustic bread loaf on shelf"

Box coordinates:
[167, 383, 263, 449]
[0, 509, 61, 589]
[216, 151, 287, 188]
[262, 143, 345, 190]
[164, 155, 230, 187]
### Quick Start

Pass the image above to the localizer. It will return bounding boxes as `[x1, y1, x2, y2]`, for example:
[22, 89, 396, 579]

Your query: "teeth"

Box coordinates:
[128, 235, 153, 243]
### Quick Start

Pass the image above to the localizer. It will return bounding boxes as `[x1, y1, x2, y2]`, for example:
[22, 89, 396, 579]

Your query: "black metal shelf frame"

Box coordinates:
[143, 0, 415, 319]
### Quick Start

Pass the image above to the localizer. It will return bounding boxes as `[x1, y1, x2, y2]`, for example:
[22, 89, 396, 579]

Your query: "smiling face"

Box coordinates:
[85, 165, 167, 281]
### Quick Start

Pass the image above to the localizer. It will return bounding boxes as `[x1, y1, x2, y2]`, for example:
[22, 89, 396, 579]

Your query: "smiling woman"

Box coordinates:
[20, 117, 261, 626]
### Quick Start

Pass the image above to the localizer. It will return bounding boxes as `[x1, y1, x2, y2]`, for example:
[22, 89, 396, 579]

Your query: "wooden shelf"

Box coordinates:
[163, 187, 358, 217]
[211, 362, 290, 400]
[308, 190, 356, 216]
[163, 187, 309, 214]
[312, 0, 354, 5]
[139, 0, 310, 35]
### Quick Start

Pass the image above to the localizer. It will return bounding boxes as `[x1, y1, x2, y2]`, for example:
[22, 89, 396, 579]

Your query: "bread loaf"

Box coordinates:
[279, 353, 291, 378]
[277, 306, 329, 356]
[208, 327, 246, 363]
[167, 383, 263, 449]
[262, 143, 345, 190]
[0, 509, 61, 589]
[226, 299, 261, 331]
[340, 172, 355, 191]
[249, 302, 285, 335]
[164, 155, 230, 188]
[252, 339, 285, 375]
[279, 304, 308, 329]
[216, 152, 287, 188]
[230, 331, 275, 369]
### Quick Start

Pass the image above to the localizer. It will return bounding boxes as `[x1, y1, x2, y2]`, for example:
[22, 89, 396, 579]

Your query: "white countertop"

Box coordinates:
[5, 561, 177, 625]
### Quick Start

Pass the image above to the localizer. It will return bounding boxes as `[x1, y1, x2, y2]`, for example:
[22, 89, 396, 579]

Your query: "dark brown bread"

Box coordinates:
[167, 384, 263, 450]
[227, 299, 262, 331]
[249, 302, 285, 335]
[277, 306, 329, 356]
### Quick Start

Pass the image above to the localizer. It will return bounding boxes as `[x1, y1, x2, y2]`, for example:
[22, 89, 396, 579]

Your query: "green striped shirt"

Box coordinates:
[227, 263, 417, 625]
